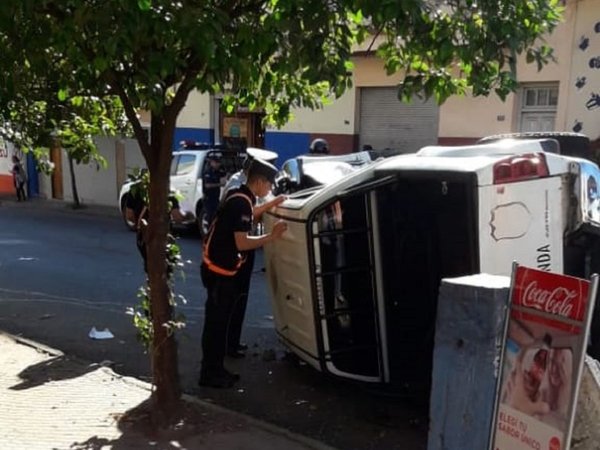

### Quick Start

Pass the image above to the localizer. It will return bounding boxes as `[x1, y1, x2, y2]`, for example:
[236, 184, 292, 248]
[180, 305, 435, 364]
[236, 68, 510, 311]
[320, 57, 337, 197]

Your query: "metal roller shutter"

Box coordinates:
[359, 87, 439, 154]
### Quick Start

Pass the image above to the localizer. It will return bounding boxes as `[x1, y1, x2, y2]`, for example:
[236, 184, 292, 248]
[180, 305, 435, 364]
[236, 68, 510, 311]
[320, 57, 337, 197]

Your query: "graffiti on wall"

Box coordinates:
[573, 20, 600, 135]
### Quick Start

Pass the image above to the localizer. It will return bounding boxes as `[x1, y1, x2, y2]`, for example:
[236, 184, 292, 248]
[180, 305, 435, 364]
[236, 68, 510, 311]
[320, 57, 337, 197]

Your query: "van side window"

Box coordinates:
[170, 156, 179, 176]
[312, 193, 379, 377]
[175, 154, 196, 176]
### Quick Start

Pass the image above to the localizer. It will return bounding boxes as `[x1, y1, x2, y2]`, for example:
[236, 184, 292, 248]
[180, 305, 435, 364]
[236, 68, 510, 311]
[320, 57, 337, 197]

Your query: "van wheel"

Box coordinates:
[121, 195, 136, 231]
[478, 132, 591, 160]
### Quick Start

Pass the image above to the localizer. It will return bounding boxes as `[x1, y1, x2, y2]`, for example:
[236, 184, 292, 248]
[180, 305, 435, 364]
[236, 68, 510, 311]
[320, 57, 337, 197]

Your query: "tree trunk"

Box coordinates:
[67, 153, 81, 208]
[146, 128, 181, 419]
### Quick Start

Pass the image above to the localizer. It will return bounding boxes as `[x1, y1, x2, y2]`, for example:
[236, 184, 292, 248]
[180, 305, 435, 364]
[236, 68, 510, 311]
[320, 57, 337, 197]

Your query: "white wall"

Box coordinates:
[0, 138, 18, 175]
[61, 137, 144, 206]
[273, 88, 358, 134]
[176, 90, 212, 129]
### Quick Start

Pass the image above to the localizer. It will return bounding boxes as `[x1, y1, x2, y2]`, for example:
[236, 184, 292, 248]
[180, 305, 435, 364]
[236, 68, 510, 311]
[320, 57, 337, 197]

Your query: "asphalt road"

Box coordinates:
[0, 197, 428, 450]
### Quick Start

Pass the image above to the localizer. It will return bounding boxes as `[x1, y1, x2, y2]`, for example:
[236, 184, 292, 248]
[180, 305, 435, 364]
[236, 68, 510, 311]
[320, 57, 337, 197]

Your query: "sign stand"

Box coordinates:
[489, 263, 598, 450]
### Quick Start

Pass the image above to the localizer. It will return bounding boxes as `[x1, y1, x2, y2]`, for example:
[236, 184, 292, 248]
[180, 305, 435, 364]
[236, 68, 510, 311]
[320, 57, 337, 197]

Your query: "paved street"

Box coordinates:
[0, 197, 428, 450]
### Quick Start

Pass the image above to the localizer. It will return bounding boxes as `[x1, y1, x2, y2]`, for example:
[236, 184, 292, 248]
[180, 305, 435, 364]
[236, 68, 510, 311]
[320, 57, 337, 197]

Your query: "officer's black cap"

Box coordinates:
[249, 158, 278, 183]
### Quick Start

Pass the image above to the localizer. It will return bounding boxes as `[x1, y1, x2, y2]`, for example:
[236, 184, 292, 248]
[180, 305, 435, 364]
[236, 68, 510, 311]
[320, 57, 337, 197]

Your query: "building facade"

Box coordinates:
[1, 0, 599, 203]
[170, 0, 600, 160]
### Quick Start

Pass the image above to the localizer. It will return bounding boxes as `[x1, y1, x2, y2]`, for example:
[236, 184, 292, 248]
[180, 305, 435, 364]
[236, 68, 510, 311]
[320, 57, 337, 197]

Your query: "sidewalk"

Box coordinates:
[0, 332, 335, 450]
[0, 194, 121, 218]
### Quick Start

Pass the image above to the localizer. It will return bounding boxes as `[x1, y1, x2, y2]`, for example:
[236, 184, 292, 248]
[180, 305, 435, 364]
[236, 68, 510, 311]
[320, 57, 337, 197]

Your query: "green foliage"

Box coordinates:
[360, 0, 563, 102]
[0, 0, 562, 136]
[127, 168, 151, 205]
[129, 235, 188, 351]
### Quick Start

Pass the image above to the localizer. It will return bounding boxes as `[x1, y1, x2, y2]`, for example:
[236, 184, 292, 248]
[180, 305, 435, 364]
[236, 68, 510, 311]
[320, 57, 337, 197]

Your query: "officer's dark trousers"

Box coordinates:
[200, 264, 239, 372]
[204, 192, 220, 228]
[228, 250, 255, 351]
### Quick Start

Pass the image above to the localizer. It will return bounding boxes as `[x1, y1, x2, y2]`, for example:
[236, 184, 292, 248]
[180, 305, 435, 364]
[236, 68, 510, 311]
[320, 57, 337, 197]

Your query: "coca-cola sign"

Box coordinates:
[513, 267, 588, 322]
[491, 264, 596, 450]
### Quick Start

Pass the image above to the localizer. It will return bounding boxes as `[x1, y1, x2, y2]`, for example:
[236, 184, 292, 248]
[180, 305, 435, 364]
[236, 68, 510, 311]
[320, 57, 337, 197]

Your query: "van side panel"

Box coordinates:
[478, 176, 564, 275]
[263, 218, 320, 366]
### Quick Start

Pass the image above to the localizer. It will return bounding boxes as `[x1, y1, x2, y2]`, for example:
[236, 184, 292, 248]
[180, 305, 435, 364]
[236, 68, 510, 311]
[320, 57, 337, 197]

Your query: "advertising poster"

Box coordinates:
[490, 265, 598, 450]
[223, 117, 248, 140]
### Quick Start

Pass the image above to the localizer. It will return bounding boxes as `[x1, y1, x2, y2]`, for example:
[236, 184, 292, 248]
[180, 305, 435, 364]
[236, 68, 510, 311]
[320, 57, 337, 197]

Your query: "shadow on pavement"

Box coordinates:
[69, 398, 250, 450]
[10, 355, 97, 391]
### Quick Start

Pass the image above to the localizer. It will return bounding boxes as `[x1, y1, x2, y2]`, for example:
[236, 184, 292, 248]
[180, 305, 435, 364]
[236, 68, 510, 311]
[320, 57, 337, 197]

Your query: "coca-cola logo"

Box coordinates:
[521, 281, 578, 318]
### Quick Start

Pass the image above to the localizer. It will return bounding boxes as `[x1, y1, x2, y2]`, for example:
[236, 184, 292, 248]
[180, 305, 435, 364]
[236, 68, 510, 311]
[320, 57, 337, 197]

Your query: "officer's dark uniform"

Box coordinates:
[202, 158, 226, 227]
[199, 157, 278, 388]
[200, 184, 255, 387]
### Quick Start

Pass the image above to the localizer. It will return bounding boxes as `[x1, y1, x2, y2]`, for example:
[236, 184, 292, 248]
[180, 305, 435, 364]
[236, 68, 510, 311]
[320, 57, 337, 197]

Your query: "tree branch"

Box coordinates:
[163, 65, 203, 131]
[105, 70, 151, 160]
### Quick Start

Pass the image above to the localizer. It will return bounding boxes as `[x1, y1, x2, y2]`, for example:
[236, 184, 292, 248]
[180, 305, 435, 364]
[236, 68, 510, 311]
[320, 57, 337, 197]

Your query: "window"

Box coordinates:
[170, 156, 179, 175]
[522, 85, 559, 110]
[175, 154, 196, 176]
[519, 83, 559, 132]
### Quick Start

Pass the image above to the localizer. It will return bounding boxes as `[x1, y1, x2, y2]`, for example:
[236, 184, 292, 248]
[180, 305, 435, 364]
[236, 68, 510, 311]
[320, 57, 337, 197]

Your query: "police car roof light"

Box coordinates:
[178, 140, 233, 151]
[493, 152, 549, 184]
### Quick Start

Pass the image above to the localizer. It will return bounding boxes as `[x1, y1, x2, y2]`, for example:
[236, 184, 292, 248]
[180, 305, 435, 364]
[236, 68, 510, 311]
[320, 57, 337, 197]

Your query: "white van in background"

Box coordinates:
[118, 143, 277, 233]
[263, 136, 600, 390]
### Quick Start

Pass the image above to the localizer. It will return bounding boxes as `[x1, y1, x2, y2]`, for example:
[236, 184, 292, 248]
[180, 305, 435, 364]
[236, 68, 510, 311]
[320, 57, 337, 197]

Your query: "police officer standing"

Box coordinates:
[220, 155, 286, 358]
[199, 158, 287, 388]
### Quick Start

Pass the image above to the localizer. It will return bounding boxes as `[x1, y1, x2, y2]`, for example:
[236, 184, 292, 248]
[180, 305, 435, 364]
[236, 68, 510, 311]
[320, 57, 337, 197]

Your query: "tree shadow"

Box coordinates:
[69, 398, 248, 450]
[9, 355, 98, 390]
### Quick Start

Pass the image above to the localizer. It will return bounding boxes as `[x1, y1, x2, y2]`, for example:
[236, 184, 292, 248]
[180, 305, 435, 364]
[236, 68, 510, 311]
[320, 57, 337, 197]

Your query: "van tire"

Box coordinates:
[478, 132, 591, 160]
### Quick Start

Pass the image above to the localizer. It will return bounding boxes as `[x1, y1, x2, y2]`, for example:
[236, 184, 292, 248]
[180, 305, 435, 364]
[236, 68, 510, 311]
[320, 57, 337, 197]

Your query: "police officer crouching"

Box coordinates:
[199, 158, 287, 388]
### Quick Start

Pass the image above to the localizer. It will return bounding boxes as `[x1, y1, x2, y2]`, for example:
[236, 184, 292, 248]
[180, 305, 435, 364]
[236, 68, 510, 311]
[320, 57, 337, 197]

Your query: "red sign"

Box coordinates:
[490, 265, 597, 450]
[513, 268, 588, 322]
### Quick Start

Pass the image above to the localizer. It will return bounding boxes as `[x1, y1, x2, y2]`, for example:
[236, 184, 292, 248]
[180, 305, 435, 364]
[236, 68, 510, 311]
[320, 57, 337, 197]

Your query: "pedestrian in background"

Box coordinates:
[11, 155, 27, 201]
[199, 158, 287, 388]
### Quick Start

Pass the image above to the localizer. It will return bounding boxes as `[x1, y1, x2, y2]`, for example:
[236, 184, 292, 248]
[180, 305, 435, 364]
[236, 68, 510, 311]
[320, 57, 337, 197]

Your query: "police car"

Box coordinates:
[118, 142, 277, 233]
[263, 134, 600, 387]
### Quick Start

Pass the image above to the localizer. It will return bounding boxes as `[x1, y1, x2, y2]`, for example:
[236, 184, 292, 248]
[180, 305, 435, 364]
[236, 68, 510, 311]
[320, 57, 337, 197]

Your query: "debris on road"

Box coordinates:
[88, 327, 114, 340]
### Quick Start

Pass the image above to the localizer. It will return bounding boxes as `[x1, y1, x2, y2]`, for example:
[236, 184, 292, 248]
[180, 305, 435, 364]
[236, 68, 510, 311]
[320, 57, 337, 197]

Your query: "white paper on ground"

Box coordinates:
[88, 327, 114, 340]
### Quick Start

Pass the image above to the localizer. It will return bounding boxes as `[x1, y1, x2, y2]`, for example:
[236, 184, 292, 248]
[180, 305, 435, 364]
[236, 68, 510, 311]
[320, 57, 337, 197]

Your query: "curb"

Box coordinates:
[0, 196, 121, 219]
[1, 330, 337, 450]
[2, 331, 64, 358]
[181, 393, 338, 450]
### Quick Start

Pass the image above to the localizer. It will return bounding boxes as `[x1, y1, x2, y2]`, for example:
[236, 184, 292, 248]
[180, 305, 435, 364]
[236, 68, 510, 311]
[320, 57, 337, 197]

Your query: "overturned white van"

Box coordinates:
[263, 137, 600, 389]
